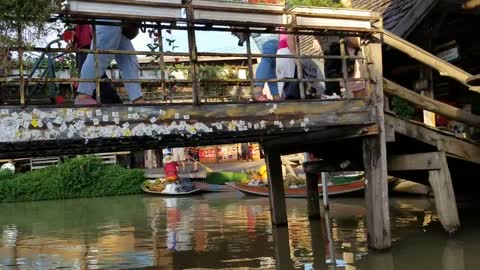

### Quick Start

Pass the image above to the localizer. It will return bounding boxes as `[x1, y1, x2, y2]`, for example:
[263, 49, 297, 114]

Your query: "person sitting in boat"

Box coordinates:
[163, 154, 179, 182]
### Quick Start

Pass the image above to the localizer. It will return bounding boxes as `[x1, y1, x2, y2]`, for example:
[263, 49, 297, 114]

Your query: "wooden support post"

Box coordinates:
[363, 115, 391, 250]
[321, 172, 329, 209]
[309, 220, 327, 270]
[428, 151, 460, 234]
[17, 26, 25, 106]
[265, 147, 288, 226]
[186, 5, 200, 104]
[363, 26, 391, 250]
[272, 226, 293, 269]
[245, 29, 255, 99]
[156, 25, 167, 96]
[420, 64, 436, 127]
[92, 20, 101, 103]
[388, 152, 442, 171]
[292, 16, 305, 100]
[340, 36, 351, 96]
[306, 172, 320, 219]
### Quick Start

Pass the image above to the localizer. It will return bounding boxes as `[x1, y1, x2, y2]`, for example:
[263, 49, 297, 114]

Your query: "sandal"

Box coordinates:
[74, 95, 97, 105]
[255, 94, 269, 102]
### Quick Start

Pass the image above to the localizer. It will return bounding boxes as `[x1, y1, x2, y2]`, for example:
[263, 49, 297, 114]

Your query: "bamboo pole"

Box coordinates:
[18, 26, 25, 107]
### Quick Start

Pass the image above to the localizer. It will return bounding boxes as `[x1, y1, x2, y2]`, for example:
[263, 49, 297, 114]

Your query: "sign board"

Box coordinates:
[199, 147, 217, 164]
[217, 144, 239, 162]
[436, 46, 459, 62]
[250, 144, 261, 160]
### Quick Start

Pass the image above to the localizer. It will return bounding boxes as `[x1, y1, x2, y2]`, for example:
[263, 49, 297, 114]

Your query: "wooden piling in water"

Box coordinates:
[386, 151, 460, 233]
[306, 172, 320, 219]
[272, 226, 293, 269]
[363, 26, 392, 250]
[428, 152, 460, 234]
[265, 148, 288, 226]
[309, 220, 327, 269]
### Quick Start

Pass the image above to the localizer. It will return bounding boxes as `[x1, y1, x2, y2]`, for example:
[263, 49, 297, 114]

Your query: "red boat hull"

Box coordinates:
[225, 180, 365, 198]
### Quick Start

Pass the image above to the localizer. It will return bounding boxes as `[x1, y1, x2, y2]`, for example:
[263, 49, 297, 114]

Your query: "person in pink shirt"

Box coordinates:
[275, 33, 296, 98]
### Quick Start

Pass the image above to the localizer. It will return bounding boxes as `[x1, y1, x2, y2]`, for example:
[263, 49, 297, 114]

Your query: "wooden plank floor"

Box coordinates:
[0, 100, 372, 158]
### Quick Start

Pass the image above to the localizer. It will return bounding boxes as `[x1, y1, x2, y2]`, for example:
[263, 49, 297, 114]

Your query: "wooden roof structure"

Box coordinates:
[299, 0, 437, 55]
[349, 0, 437, 36]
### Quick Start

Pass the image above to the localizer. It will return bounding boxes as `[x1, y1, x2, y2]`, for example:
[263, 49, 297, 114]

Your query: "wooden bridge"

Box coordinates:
[1, 0, 480, 251]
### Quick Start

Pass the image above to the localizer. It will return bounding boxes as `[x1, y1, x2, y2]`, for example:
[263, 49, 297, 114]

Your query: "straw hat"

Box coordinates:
[163, 154, 173, 163]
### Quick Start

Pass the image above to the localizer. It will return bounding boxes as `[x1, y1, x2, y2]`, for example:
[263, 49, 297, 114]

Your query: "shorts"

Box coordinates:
[172, 148, 186, 162]
[190, 152, 199, 161]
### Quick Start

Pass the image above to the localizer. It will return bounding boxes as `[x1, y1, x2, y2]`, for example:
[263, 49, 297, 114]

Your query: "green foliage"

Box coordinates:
[0, 170, 14, 179]
[0, 156, 145, 202]
[199, 64, 229, 97]
[0, 0, 62, 45]
[392, 96, 416, 119]
[0, 0, 63, 73]
[206, 172, 248, 185]
[287, 0, 343, 8]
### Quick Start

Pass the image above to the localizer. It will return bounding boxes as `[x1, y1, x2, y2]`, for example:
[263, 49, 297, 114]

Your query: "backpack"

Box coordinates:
[324, 42, 356, 96]
[122, 21, 141, 40]
[282, 58, 325, 100]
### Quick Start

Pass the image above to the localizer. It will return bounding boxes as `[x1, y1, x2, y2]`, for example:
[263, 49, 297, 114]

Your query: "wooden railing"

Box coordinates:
[2, 0, 380, 106]
[382, 30, 478, 92]
[380, 30, 480, 132]
[383, 78, 480, 128]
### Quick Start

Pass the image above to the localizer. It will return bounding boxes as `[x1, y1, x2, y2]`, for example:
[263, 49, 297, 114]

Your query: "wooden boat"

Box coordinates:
[141, 182, 202, 196]
[193, 181, 235, 192]
[225, 178, 365, 198]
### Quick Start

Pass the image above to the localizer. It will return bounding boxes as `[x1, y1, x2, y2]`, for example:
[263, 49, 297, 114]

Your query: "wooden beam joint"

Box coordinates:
[387, 152, 442, 171]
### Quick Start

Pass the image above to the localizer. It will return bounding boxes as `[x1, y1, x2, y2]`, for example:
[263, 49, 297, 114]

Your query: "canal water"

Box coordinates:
[0, 192, 478, 269]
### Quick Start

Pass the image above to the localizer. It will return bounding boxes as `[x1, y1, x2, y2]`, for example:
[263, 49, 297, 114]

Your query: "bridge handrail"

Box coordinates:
[379, 29, 480, 132]
[381, 29, 479, 93]
[383, 78, 480, 128]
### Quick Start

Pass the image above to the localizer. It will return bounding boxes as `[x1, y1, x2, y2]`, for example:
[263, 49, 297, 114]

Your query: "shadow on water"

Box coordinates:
[0, 193, 477, 269]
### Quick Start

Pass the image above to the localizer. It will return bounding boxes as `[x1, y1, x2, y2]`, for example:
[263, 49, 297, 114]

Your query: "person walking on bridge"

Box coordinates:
[74, 20, 145, 105]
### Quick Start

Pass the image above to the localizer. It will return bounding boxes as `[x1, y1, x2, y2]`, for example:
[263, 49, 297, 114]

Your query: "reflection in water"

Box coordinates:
[0, 194, 469, 269]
